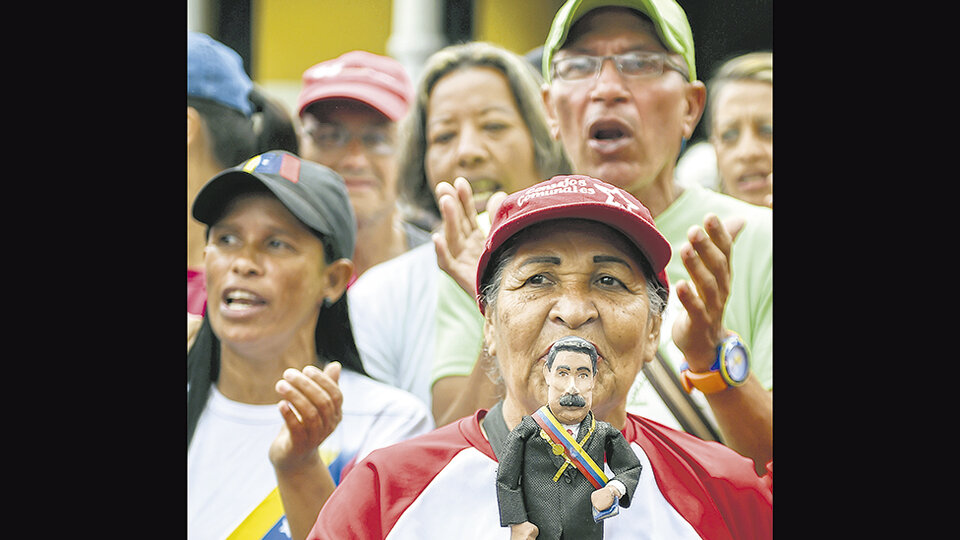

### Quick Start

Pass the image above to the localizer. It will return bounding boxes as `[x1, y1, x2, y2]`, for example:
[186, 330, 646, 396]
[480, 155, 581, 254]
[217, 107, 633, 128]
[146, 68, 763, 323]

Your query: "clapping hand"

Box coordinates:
[433, 177, 506, 296]
[269, 362, 344, 473]
[671, 214, 745, 371]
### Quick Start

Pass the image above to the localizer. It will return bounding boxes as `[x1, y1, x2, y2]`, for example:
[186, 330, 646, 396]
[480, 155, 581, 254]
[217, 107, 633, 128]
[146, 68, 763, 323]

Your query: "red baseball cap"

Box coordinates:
[475, 175, 671, 314]
[296, 50, 413, 121]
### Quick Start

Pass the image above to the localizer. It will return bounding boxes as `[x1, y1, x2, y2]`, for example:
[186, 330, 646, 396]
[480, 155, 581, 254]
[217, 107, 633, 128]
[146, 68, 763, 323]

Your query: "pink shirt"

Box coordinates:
[187, 268, 207, 316]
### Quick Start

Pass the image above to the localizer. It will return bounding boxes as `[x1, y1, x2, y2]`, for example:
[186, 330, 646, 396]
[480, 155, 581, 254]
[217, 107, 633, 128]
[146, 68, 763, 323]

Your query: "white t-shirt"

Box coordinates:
[187, 368, 434, 540]
[347, 242, 439, 408]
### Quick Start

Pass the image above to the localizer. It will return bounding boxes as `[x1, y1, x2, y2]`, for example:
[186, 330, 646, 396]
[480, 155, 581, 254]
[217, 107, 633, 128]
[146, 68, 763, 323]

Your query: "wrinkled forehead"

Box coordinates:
[509, 219, 647, 268]
[561, 7, 665, 54]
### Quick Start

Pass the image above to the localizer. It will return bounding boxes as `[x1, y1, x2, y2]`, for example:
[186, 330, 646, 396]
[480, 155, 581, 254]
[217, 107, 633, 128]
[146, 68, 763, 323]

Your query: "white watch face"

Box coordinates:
[723, 345, 749, 383]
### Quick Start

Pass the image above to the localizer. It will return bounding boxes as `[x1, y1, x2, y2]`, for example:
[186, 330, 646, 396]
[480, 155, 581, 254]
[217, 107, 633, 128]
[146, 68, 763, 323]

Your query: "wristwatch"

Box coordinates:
[680, 334, 750, 394]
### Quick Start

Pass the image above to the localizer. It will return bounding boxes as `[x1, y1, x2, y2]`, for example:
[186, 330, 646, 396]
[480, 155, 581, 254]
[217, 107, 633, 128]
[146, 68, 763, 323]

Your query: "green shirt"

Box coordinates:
[431, 215, 489, 384]
[653, 184, 772, 390]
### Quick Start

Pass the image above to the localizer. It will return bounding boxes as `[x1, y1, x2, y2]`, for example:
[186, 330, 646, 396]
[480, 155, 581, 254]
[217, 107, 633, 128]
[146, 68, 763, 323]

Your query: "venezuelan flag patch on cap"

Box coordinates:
[242, 152, 301, 183]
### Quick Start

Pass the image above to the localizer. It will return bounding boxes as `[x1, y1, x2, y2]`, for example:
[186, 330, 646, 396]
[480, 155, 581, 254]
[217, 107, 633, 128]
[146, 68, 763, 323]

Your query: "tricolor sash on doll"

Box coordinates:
[532, 406, 608, 490]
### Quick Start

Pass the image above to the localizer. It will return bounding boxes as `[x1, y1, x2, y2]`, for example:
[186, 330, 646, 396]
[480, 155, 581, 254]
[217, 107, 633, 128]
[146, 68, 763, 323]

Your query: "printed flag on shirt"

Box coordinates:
[225, 447, 354, 540]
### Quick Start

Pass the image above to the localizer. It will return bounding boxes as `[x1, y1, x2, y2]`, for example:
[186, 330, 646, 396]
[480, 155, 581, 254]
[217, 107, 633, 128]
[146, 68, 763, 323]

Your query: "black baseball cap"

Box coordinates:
[191, 150, 356, 260]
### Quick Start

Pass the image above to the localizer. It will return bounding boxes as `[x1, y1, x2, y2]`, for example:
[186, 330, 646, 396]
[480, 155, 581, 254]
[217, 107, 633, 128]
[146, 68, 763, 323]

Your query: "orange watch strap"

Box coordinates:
[681, 369, 729, 395]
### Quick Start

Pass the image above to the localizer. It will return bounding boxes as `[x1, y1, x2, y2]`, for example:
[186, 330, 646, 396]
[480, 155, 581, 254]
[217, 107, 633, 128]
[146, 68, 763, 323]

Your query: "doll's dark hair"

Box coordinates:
[545, 336, 599, 374]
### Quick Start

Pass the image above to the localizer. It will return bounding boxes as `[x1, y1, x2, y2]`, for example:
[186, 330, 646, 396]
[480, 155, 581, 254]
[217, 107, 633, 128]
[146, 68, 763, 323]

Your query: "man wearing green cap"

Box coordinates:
[539, 0, 773, 473]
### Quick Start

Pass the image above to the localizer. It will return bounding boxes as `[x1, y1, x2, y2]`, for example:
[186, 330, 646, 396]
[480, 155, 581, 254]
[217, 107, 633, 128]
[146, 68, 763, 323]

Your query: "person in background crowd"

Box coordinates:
[187, 150, 433, 540]
[251, 85, 300, 156]
[188, 32, 300, 316]
[346, 41, 569, 411]
[188, 32, 257, 317]
[707, 51, 772, 208]
[297, 51, 431, 280]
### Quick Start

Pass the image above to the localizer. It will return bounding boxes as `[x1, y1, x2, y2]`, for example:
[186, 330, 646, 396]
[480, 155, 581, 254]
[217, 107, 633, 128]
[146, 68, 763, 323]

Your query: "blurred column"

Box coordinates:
[388, 0, 448, 84]
[187, 0, 212, 34]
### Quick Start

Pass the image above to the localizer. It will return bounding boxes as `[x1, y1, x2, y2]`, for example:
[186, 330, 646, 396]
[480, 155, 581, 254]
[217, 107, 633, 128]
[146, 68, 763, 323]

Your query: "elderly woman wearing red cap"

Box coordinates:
[305, 175, 772, 540]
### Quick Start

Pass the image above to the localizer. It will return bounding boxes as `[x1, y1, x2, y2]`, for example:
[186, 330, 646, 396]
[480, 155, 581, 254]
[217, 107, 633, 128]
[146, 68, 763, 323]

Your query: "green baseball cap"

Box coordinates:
[542, 0, 696, 83]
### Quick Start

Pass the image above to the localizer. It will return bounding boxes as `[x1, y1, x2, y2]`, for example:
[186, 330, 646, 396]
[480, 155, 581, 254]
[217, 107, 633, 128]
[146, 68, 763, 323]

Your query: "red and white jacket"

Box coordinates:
[310, 408, 772, 539]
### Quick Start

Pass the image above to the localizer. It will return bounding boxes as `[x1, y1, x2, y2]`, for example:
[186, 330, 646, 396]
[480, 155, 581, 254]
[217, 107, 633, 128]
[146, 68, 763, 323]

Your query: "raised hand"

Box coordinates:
[433, 176, 506, 296]
[269, 362, 343, 473]
[671, 214, 745, 370]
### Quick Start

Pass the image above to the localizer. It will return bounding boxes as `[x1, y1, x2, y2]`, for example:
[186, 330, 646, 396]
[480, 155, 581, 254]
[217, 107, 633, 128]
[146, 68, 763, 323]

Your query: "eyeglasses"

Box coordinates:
[552, 51, 689, 82]
[302, 123, 395, 156]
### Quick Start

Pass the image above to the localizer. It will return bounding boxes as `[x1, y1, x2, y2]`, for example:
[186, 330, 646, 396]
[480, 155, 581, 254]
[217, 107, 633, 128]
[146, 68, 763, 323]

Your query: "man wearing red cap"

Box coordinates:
[306, 175, 771, 539]
[297, 50, 430, 279]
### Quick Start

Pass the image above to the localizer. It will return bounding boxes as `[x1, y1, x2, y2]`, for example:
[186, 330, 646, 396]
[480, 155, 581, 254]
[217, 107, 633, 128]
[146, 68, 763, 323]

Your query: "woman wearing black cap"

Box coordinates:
[186, 151, 433, 540]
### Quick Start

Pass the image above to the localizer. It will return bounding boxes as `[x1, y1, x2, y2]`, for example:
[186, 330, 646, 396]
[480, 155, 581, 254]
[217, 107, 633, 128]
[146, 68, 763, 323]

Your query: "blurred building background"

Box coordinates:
[187, 0, 771, 146]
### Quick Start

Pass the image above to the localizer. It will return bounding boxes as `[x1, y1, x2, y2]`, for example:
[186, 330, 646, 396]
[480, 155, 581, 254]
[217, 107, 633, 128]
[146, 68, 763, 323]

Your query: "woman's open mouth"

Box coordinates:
[465, 177, 504, 213]
[220, 288, 268, 317]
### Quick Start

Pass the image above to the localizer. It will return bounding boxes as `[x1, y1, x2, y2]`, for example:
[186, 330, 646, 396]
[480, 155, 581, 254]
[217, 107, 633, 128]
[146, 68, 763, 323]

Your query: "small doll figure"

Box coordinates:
[496, 336, 642, 540]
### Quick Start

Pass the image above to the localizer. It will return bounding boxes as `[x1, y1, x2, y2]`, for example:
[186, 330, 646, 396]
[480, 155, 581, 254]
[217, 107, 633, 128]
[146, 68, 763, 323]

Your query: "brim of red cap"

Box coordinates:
[475, 201, 671, 314]
[297, 83, 408, 121]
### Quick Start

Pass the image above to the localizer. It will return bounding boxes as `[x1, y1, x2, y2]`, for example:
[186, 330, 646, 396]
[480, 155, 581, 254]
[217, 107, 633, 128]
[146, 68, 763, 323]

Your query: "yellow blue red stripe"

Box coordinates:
[225, 448, 348, 539]
[241, 152, 301, 183]
[532, 406, 608, 489]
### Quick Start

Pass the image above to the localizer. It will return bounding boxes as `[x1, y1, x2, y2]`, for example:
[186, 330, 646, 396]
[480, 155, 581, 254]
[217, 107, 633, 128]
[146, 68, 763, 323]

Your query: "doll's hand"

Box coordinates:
[509, 521, 539, 539]
[591, 485, 617, 511]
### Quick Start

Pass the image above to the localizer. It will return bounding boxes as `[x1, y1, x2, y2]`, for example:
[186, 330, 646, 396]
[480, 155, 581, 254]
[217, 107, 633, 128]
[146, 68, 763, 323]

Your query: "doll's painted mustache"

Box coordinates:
[558, 393, 586, 408]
